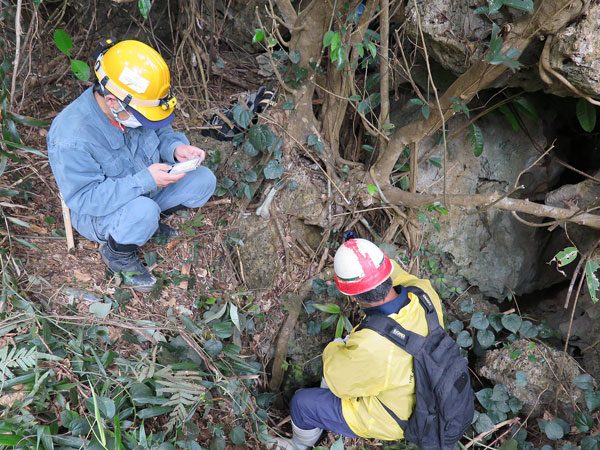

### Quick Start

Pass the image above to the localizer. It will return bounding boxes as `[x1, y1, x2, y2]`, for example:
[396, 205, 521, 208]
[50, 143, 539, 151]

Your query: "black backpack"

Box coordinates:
[356, 286, 474, 450]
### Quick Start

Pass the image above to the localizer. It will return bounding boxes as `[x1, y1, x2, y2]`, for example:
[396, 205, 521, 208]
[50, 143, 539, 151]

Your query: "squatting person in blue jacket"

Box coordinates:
[271, 238, 445, 449]
[47, 38, 216, 292]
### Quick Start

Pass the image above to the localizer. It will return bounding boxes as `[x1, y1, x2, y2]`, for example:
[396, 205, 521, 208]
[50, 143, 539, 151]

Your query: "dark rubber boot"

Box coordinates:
[154, 222, 178, 239]
[100, 236, 156, 293]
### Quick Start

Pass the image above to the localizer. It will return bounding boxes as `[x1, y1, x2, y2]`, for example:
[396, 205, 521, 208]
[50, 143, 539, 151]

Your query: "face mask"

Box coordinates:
[110, 100, 143, 128]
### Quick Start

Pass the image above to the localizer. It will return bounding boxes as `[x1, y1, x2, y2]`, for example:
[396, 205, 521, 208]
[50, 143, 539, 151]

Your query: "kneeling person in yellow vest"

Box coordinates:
[272, 238, 445, 449]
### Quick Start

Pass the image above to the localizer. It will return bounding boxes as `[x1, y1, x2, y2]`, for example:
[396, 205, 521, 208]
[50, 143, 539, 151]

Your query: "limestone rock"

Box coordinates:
[549, 4, 600, 98]
[412, 112, 562, 299]
[477, 339, 588, 420]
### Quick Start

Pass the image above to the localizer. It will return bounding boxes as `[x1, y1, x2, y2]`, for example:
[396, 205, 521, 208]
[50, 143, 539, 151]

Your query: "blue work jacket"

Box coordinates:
[47, 87, 189, 228]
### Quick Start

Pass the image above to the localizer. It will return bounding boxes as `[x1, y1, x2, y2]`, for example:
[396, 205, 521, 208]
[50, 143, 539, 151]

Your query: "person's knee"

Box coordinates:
[127, 197, 161, 226]
[290, 389, 314, 427]
[182, 167, 216, 206]
[191, 166, 216, 194]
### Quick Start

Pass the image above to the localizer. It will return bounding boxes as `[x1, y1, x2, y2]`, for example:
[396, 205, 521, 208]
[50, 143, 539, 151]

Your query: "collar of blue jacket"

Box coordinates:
[364, 285, 409, 316]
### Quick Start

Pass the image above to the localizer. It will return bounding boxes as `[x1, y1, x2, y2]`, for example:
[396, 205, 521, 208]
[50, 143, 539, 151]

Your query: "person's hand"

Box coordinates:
[148, 163, 185, 188]
[174, 144, 206, 163]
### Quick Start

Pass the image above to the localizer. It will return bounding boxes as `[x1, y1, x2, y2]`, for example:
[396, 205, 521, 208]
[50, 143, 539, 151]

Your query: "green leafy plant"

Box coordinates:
[308, 279, 352, 339]
[576, 98, 596, 132]
[484, 24, 522, 72]
[551, 246, 600, 303]
[53, 29, 91, 81]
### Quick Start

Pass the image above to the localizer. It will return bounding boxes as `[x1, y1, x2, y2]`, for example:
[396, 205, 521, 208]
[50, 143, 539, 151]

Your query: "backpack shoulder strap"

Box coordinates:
[405, 286, 442, 332]
[356, 286, 442, 354]
[356, 313, 426, 356]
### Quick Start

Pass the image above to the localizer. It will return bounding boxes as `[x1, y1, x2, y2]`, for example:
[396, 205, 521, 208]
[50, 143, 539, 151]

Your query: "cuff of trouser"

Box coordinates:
[135, 169, 157, 193]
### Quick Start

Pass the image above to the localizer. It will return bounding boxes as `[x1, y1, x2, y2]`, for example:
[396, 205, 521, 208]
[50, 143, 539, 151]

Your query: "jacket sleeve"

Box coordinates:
[49, 141, 156, 216]
[156, 126, 190, 162]
[322, 333, 398, 399]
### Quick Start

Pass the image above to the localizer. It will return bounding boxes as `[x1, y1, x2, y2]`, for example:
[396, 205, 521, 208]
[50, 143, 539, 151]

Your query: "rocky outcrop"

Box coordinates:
[402, 108, 563, 299]
[549, 4, 600, 98]
[477, 339, 589, 420]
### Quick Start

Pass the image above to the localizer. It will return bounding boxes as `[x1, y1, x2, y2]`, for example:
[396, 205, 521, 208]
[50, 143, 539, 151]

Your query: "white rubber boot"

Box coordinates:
[270, 421, 323, 450]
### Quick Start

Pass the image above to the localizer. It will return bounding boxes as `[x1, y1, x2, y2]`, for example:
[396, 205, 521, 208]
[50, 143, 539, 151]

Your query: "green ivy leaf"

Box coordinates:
[580, 436, 600, 450]
[307, 320, 321, 336]
[241, 169, 258, 183]
[577, 98, 596, 132]
[252, 29, 265, 44]
[488, 312, 503, 332]
[477, 329, 495, 349]
[469, 123, 484, 157]
[470, 311, 489, 330]
[263, 160, 284, 179]
[541, 420, 564, 440]
[330, 437, 344, 450]
[243, 141, 259, 157]
[508, 396, 523, 414]
[574, 411, 594, 432]
[498, 440, 518, 450]
[574, 374, 594, 391]
[501, 313, 522, 333]
[447, 320, 464, 334]
[585, 389, 600, 413]
[232, 104, 252, 129]
[249, 124, 268, 151]
[230, 426, 245, 445]
[474, 413, 493, 434]
[491, 384, 509, 402]
[205, 338, 223, 357]
[53, 29, 73, 56]
[289, 50, 301, 64]
[89, 302, 112, 320]
[519, 320, 538, 338]
[515, 370, 528, 387]
[283, 99, 295, 110]
[457, 330, 472, 348]
[312, 278, 328, 294]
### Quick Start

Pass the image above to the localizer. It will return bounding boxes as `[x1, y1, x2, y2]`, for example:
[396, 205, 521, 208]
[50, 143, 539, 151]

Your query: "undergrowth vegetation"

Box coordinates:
[2, 0, 600, 449]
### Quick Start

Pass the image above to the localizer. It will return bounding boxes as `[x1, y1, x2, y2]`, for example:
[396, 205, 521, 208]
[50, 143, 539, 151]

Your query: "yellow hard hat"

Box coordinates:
[93, 38, 177, 128]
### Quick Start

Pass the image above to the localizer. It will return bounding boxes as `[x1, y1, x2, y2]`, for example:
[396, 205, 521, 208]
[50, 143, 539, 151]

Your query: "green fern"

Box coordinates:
[154, 367, 205, 431]
[0, 345, 37, 381]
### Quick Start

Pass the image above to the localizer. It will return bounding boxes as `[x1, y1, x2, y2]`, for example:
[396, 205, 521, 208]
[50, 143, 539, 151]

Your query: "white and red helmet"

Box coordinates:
[334, 238, 393, 295]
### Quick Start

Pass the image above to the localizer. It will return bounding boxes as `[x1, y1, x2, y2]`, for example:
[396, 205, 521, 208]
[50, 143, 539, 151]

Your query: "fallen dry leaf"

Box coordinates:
[74, 270, 91, 282]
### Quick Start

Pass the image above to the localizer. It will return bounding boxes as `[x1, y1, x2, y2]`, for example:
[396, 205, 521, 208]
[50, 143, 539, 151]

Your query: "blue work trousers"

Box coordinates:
[74, 166, 216, 246]
[290, 388, 359, 437]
